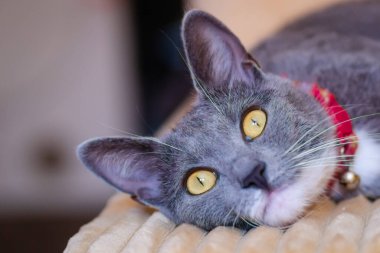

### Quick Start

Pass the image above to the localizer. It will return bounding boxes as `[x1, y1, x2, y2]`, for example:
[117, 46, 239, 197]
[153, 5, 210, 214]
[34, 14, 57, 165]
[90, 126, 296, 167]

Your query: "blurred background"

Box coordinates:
[0, 0, 344, 252]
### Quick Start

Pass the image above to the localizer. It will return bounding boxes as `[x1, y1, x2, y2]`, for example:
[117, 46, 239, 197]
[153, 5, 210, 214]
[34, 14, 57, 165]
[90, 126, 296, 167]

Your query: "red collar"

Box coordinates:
[291, 80, 360, 194]
[310, 83, 359, 194]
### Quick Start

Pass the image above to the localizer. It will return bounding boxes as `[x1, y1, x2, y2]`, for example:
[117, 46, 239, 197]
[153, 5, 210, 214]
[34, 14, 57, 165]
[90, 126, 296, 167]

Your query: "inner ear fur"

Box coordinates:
[77, 137, 165, 206]
[182, 10, 260, 91]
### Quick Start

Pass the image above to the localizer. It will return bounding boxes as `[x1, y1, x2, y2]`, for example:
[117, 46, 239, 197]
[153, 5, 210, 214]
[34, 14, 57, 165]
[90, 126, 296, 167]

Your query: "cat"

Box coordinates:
[77, 0, 380, 230]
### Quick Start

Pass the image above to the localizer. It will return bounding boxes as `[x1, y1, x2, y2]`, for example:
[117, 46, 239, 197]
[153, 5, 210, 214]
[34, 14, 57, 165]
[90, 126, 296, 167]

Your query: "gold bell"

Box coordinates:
[340, 171, 360, 190]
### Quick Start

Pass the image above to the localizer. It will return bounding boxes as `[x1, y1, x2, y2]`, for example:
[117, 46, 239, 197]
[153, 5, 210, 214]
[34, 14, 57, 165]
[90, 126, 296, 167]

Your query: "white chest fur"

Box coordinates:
[353, 129, 380, 194]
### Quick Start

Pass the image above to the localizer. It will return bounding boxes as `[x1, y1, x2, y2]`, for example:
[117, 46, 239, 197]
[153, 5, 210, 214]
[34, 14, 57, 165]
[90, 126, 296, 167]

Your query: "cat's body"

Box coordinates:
[78, 1, 380, 230]
[253, 0, 380, 198]
[254, 0, 380, 126]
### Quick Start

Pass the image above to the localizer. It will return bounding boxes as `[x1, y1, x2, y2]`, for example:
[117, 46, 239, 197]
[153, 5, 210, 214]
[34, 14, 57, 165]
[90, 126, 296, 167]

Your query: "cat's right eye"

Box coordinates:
[241, 108, 267, 141]
[185, 169, 217, 195]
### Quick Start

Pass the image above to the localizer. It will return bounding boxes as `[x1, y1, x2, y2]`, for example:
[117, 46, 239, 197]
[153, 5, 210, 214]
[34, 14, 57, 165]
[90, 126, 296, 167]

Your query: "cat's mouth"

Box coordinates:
[260, 185, 306, 227]
[248, 160, 335, 227]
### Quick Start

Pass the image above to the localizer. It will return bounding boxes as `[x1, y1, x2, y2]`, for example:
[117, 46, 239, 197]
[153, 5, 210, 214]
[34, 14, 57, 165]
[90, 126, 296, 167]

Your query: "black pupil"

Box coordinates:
[196, 176, 204, 186]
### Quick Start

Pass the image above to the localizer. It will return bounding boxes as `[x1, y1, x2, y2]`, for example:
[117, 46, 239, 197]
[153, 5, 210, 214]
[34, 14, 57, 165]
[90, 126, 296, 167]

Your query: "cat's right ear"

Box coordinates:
[182, 10, 260, 91]
[77, 137, 165, 208]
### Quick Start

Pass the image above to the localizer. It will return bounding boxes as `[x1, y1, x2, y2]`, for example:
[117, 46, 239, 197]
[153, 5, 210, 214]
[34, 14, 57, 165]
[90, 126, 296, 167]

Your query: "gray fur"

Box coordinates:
[78, 1, 380, 230]
[253, 0, 380, 197]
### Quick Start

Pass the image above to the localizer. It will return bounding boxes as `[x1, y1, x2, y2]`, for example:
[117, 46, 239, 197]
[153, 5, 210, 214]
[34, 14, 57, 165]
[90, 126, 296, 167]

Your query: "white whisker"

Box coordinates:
[162, 32, 224, 116]
[291, 155, 355, 167]
[283, 105, 361, 155]
[290, 112, 380, 154]
[96, 123, 191, 156]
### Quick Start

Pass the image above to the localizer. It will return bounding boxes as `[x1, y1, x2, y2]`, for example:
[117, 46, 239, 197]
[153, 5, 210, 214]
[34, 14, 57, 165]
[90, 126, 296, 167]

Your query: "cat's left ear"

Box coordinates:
[182, 10, 260, 90]
[77, 137, 166, 208]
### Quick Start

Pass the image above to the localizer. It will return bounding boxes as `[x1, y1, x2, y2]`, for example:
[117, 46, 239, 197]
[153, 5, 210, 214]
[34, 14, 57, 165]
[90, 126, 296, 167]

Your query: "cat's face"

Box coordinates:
[78, 10, 336, 230]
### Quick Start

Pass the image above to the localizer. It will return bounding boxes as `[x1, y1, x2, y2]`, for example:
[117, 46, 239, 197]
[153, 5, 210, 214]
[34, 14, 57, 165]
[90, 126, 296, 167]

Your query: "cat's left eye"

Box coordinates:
[242, 108, 267, 140]
[186, 169, 217, 195]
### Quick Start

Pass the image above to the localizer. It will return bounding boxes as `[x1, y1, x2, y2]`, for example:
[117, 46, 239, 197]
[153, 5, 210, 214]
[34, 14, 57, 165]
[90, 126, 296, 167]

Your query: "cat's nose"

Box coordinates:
[241, 161, 270, 190]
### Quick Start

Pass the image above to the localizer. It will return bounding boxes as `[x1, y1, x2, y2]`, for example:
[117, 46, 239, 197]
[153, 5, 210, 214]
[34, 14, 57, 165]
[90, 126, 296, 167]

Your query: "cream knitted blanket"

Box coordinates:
[65, 193, 380, 253]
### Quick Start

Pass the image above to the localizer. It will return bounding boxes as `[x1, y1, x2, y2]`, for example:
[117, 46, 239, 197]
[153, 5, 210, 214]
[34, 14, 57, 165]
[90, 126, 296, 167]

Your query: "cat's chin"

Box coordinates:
[250, 161, 335, 228]
[260, 186, 310, 227]
[243, 184, 311, 228]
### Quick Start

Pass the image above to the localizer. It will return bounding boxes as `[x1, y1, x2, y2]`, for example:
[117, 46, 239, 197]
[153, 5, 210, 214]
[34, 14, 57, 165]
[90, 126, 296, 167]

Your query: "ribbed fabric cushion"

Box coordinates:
[65, 193, 380, 253]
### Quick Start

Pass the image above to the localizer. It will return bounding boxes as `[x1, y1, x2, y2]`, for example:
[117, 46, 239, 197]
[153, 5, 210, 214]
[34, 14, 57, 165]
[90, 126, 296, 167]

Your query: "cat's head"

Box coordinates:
[78, 10, 336, 230]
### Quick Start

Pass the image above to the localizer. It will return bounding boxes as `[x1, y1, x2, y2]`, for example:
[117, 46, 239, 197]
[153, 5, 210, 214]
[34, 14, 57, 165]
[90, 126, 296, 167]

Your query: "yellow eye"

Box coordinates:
[186, 169, 217, 195]
[242, 109, 267, 140]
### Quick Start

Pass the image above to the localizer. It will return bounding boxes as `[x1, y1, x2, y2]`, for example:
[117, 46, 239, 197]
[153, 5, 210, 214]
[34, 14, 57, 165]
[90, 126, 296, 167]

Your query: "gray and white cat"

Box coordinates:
[78, 1, 380, 230]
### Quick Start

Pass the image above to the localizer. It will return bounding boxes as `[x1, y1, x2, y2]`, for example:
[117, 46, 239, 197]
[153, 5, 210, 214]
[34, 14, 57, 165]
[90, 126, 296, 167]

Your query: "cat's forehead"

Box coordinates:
[162, 105, 236, 163]
[164, 98, 272, 157]
[160, 75, 310, 163]
[168, 103, 235, 145]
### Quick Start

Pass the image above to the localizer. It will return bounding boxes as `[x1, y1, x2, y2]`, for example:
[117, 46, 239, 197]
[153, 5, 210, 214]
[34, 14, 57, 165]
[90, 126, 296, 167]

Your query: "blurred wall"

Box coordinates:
[0, 0, 348, 217]
[0, 0, 138, 216]
[188, 0, 345, 49]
